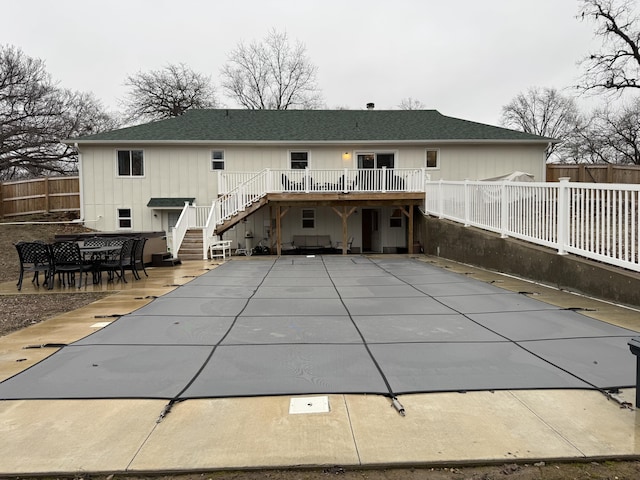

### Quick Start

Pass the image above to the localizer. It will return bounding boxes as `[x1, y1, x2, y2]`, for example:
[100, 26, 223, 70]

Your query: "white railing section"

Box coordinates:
[176, 168, 428, 259]
[171, 201, 193, 258]
[201, 169, 271, 259]
[220, 168, 428, 194]
[425, 178, 640, 273]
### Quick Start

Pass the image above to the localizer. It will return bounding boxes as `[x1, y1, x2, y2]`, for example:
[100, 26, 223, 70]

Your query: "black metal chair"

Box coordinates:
[83, 236, 108, 247]
[15, 242, 54, 291]
[97, 238, 136, 283]
[51, 241, 93, 288]
[131, 237, 148, 280]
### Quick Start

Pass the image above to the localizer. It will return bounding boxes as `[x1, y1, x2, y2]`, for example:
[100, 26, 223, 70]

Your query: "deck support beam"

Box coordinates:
[332, 206, 357, 254]
[275, 206, 289, 256]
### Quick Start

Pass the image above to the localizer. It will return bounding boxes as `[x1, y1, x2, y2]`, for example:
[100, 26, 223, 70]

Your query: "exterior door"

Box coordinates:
[361, 208, 380, 252]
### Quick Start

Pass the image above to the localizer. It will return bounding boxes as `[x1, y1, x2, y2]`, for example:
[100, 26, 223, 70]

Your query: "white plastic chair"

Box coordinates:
[209, 239, 232, 260]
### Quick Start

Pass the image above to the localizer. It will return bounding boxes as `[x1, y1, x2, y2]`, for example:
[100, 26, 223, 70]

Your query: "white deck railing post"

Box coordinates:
[557, 177, 570, 255]
[381, 166, 387, 192]
[438, 179, 444, 218]
[500, 180, 508, 238]
[464, 179, 470, 227]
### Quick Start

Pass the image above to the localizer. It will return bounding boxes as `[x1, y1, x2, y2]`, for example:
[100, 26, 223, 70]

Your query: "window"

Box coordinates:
[390, 208, 403, 228]
[302, 209, 315, 229]
[211, 150, 225, 170]
[117, 208, 132, 229]
[117, 150, 144, 176]
[426, 149, 439, 169]
[357, 152, 395, 169]
[290, 151, 308, 169]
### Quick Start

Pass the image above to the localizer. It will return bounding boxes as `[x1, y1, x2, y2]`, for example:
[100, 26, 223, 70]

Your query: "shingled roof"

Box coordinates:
[71, 109, 554, 144]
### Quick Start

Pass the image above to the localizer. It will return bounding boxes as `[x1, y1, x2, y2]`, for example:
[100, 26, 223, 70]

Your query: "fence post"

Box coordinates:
[557, 177, 570, 255]
[464, 179, 470, 227]
[44, 177, 50, 213]
[0, 181, 3, 219]
[438, 179, 444, 219]
[500, 180, 508, 238]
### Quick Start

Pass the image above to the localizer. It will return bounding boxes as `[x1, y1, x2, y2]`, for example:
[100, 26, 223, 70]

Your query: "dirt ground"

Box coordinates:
[1, 214, 640, 480]
[0, 213, 109, 336]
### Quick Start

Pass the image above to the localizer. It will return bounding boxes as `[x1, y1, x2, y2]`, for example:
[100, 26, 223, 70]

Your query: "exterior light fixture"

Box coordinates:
[342, 151, 352, 161]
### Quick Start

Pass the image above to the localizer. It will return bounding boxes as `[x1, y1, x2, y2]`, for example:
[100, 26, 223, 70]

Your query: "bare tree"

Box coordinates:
[398, 97, 425, 110]
[221, 29, 322, 110]
[570, 99, 640, 164]
[0, 45, 117, 179]
[500, 87, 582, 160]
[579, 0, 640, 92]
[122, 63, 218, 123]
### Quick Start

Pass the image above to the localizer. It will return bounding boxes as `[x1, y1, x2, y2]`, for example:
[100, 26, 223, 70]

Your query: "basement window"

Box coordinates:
[302, 209, 315, 229]
[117, 208, 132, 229]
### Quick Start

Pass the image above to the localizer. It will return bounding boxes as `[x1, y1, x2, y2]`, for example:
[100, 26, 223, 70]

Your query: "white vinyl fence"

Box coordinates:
[425, 178, 640, 273]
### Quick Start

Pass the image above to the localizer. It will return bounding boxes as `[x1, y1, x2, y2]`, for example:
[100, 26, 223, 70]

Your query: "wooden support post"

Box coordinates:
[44, 177, 50, 213]
[399, 205, 415, 254]
[331, 206, 356, 254]
[276, 206, 282, 256]
[408, 204, 414, 254]
[269, 205, 274, 251]
[0, 181, 3, 219]
[275, 206, 289, 256]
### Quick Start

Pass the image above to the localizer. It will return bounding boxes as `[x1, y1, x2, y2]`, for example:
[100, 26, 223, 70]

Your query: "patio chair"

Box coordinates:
[97, 238, 136, 283]
[131, 237, 148, 279]
[83, 236, 108, 247]
[15, 242, 55, 291]
[50, 241, 93, 288]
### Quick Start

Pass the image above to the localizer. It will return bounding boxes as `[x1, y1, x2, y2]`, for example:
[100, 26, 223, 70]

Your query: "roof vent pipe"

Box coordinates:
[366, 102, 375, 110]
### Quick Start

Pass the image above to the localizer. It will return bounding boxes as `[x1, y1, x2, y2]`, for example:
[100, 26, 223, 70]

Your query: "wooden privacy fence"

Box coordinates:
[0, 176, 80, 219]
[547, 164, 640, 183]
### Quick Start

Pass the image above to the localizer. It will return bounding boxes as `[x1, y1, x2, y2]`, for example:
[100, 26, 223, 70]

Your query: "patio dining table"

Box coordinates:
[79, 245, 122, 283]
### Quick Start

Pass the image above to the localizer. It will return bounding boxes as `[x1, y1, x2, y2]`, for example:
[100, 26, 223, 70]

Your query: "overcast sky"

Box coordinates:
[2, 0, 611, 126]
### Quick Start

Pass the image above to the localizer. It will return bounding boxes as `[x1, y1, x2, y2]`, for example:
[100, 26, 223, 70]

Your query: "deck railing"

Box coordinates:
[425, 178, 640, 272]
[218, 168, 428, 194]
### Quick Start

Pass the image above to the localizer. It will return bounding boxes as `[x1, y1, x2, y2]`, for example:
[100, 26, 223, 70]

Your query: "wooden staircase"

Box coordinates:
[215, 197, 269, 235]
[177, 229, 204, 260]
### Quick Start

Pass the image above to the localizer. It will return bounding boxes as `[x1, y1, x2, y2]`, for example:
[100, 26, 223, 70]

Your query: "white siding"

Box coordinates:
[79, 142, 546, 233]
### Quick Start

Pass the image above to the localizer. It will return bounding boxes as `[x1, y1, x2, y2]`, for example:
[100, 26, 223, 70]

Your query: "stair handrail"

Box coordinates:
[202, 169, 270, 259]
[171, 200, 194, 259]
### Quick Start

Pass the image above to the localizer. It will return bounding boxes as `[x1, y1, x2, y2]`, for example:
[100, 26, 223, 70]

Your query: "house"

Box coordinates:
[68, 108, 553, 258]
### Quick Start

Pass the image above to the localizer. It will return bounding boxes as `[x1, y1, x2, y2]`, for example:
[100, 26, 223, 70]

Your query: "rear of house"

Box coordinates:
[69, 109, 552, 257]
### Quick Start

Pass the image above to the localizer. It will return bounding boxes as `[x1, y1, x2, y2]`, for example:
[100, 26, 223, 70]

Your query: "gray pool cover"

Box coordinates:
[0, 256, 637, 400]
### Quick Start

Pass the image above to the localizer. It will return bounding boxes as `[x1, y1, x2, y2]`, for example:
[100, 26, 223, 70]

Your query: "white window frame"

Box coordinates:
[426, 149, 440, 169]
[116, 149, 144, 177]
[117, 208, 133, 230]
[302, 208, 315, 229]
[211, 150, 225, 170]
[290, 151, 309, 169]
[355, 151, 397, 169]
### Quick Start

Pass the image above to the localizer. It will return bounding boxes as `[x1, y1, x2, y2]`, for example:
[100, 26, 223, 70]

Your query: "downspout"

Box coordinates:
[76, 142, 85, 224]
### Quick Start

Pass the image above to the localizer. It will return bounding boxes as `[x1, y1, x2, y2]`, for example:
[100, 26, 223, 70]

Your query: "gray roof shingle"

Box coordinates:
[71, 109, 554, 143]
